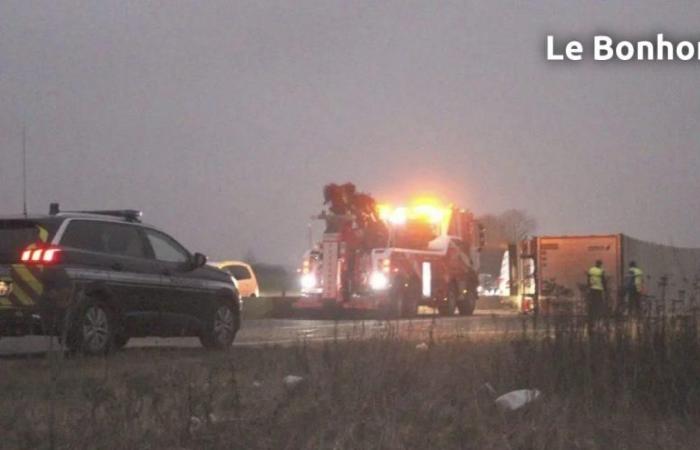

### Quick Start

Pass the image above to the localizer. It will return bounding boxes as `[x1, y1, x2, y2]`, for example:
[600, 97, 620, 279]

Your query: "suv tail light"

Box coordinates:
[20, 246, 62, 265]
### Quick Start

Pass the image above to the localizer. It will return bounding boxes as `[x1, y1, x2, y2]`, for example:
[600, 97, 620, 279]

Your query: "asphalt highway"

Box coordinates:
[0, 309, 529, 357]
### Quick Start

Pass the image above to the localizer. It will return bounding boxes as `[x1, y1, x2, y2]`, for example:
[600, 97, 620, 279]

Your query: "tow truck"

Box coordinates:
[294, 183, 485, 317]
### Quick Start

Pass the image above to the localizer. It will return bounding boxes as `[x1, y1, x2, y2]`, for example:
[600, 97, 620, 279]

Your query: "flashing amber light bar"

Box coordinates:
[377, 201, 451, 226]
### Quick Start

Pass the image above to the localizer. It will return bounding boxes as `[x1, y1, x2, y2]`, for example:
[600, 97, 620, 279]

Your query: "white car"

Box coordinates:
[210, 260, 260, 298]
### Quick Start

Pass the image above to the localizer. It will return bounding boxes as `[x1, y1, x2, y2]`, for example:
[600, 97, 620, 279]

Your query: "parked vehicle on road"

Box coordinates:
[295, 183, 484, 318]
[210, 260, 260, 298]
[0, 204, 240, 354]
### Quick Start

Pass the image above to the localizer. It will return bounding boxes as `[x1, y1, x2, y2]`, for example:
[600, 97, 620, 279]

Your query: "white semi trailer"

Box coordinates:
[520, 234, 700, 316]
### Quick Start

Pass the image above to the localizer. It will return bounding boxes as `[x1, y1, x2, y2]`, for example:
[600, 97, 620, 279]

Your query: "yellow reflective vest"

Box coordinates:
[588, 266, 605, 291]
[629, 267, 644, 292]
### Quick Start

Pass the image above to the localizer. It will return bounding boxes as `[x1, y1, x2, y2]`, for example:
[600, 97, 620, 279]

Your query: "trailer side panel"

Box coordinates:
[622, 235, 700, 315]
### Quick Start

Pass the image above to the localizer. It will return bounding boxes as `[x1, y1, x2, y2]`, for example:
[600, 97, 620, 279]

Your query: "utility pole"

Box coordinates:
[22, 123, 28, 217]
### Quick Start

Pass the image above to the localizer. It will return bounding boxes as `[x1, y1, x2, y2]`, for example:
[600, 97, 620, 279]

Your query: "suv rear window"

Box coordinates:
[0, 220, 43, 263]
[61, 220, 148, 258]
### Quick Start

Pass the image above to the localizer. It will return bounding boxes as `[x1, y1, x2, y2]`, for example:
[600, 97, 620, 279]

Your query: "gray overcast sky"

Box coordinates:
[1, 1, 699, 264]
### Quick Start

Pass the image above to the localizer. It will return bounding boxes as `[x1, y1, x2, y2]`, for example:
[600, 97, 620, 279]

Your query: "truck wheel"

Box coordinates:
[382, 281, 407, 319]
[200, 303, 237, 350]
[457, 289, 477, 316]
[382, 287, 402, 319]
[66, 300, 117, 356]
[401, 279, 420, 318]
[438, 283, 458, 316]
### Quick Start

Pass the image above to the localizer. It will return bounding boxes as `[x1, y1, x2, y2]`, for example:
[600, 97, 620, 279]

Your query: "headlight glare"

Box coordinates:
[369, 271, 389, 290]
[301, 273, 317, 290]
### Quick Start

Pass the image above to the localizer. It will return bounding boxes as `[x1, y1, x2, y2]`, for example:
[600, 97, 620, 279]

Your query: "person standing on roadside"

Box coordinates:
[587, 260, 607, 319]
[625, 261, 644, 317]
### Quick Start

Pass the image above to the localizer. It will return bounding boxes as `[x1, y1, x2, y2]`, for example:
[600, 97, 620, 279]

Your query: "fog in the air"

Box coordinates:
[1, 1, 699, 264]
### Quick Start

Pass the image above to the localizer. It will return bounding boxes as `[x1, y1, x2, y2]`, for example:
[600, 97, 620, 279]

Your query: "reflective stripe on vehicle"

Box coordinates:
[4, 264, 44, 307]
[37, 225, 49, 243]
[13, 265, 44, 296]
[9, 281, 34, 306]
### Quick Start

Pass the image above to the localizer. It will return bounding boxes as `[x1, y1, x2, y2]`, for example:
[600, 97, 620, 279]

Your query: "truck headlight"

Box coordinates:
[369, 271, 389, 290]
[301, 273, 317, 290]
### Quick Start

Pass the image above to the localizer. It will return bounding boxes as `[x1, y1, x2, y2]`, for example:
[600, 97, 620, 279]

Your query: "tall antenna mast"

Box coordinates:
[22, 122, 27, 217]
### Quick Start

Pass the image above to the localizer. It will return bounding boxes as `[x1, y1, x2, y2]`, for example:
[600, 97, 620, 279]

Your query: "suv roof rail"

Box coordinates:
[49, 203, 142, 222]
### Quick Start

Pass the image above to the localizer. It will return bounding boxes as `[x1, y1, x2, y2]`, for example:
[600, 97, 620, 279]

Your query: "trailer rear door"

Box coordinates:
[536, 235, 621, 314]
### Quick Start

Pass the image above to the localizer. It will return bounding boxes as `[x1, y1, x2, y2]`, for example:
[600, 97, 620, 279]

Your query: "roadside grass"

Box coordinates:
[1, 316, 700, 449]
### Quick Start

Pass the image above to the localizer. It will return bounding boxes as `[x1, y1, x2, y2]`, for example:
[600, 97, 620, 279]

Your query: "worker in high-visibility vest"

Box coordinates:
[625, 261, 644, 317]
[587, 260, 607, 319]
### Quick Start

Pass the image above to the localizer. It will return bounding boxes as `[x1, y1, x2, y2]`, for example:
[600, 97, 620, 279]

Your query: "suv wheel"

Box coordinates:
[67, 301, 116, 355]
[200, 303, 237, 350]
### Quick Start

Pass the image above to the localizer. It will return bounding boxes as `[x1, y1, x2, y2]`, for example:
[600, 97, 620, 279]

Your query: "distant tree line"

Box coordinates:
[478, 209, 536, 249]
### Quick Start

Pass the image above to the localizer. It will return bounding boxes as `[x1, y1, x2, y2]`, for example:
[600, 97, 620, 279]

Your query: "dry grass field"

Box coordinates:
[1, 316, 699, 449]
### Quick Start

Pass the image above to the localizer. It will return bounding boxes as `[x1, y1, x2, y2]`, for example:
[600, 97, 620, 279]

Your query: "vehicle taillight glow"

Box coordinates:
[43, 248, 61, 263]
[21, 250, 32, 262]
[31, 249, 43, 261]
[20, 246, 62, 264]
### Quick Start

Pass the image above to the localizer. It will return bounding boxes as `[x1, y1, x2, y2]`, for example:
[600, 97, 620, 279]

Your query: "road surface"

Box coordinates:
[0, 309, 529, 357]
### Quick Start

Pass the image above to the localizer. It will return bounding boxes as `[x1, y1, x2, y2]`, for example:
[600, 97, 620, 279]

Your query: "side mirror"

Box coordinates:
[191, 252, 207, 269]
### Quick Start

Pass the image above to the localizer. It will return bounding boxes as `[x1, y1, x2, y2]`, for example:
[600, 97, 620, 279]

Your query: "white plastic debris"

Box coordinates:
[415, 342, 429, 351]
[283, 375, 304, 389]
[252, 380, 262, 388]
[189, 416, 203, 433]
[494, 389, 541, 411]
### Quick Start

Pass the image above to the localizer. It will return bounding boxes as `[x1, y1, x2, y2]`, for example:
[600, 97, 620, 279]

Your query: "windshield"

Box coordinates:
[0, 220, 42, 263]
[389, 220, 439, 250]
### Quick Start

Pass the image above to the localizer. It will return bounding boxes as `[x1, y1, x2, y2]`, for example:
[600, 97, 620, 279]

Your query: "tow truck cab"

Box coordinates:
[296, 200, 485, 317]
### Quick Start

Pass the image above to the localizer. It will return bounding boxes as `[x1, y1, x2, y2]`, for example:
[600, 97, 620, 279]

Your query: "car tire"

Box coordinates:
[200, 303, 237, 350]
[66, 300, 116, 356]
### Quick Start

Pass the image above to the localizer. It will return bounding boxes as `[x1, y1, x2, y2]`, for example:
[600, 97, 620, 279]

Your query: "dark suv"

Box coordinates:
[0, 205, 240, 354]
